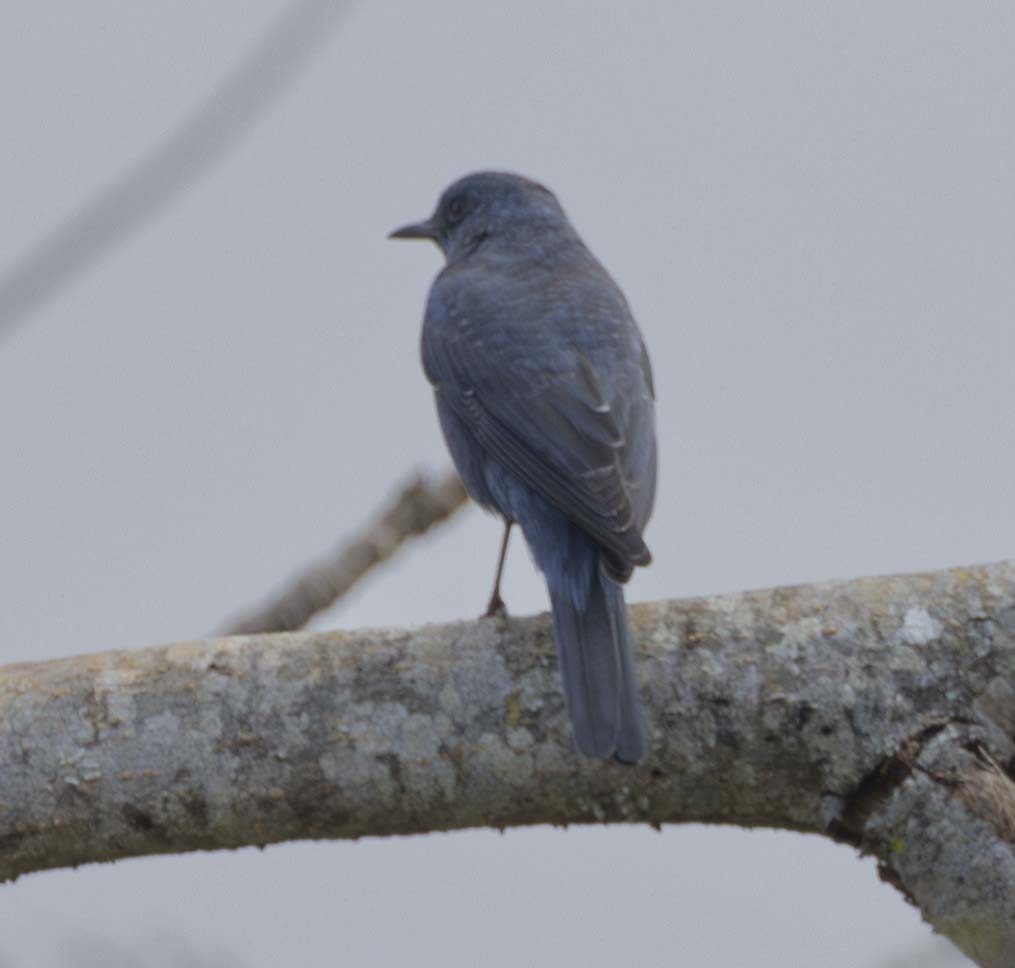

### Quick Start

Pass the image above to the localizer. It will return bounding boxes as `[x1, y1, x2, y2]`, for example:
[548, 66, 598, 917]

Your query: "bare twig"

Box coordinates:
[3, 561, 1015, 965]
[0, 0, 352, 336]
[222, 471, 468, 634]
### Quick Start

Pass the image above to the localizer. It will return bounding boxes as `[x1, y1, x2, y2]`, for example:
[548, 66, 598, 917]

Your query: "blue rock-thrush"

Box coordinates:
[390, 172, 657, 763]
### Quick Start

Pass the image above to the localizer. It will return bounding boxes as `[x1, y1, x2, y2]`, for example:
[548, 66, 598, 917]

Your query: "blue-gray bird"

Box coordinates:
[390, 172, 657, 763]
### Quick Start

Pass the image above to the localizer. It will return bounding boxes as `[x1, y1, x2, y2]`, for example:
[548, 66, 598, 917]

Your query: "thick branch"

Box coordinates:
[3, 562, 1015, 966]
[222, 471, 467, 634]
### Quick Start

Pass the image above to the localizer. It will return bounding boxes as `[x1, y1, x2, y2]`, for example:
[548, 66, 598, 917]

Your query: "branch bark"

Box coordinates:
[3, 561, 1015, 966]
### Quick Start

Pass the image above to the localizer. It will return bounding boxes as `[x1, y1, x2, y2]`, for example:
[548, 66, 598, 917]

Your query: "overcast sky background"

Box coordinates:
[2, 2, 1012, 965]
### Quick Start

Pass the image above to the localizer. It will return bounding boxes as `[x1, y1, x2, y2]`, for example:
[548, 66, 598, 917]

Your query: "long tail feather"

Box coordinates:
[549, 571, 645, 763]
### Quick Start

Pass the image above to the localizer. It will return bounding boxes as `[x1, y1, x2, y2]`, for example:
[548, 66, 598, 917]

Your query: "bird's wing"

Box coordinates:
[423, 280, 654, 579]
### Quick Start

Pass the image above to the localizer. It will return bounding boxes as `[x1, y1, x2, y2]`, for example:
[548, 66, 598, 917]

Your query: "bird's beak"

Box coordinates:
[388, 218, 438, 241]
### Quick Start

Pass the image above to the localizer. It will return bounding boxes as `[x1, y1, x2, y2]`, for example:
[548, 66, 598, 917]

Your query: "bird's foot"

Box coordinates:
[483, 593, 508, 619]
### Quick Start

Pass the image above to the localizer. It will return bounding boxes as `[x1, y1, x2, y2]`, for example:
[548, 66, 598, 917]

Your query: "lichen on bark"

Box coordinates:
[2, 561, 1015, 966]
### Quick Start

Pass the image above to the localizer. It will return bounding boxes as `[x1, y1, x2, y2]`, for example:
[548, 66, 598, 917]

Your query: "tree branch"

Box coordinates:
[0, 0, 351, 336]
[3, 561, 1014, 966]
[221, 471, 468, 634]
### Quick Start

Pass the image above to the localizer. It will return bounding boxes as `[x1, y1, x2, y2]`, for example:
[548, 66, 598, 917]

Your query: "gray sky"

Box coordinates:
[3, 1, 1011, 964]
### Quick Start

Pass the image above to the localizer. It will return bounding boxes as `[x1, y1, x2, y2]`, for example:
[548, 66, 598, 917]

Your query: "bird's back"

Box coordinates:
[423, 235, 657, 567]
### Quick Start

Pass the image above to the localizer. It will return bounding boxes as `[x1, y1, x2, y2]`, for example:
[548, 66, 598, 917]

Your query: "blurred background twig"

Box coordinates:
[0, 0, 352, 337]
[222, 470, 467, 634]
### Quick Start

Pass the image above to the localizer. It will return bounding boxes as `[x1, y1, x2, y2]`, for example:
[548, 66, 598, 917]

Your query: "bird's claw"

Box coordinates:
[483, 594, 508, 619]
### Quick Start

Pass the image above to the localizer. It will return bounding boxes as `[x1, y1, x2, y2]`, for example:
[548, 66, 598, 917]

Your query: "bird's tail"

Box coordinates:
[549, 570, 645, 764]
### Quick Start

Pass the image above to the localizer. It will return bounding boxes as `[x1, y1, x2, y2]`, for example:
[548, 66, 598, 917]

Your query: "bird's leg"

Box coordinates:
[483, 521, 513, 618]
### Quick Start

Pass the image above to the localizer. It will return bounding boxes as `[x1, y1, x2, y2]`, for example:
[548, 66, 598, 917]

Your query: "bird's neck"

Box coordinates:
[450, 224, 585, 269]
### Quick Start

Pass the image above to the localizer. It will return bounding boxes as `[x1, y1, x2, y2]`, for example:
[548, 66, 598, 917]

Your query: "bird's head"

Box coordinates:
[389, 171, 570, 262]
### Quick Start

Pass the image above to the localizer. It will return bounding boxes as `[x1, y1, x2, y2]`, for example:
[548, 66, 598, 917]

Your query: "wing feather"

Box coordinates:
[424, 277, 654, 578]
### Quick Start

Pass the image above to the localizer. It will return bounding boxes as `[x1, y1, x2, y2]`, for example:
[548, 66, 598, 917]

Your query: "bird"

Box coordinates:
[390, 172, 657, 764]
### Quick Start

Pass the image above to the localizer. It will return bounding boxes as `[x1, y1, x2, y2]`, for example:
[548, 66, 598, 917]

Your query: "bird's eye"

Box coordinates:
[446, 197, 466, 222]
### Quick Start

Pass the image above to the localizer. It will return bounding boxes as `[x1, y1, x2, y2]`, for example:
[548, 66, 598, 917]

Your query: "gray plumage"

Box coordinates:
[390, 172, 657, 763]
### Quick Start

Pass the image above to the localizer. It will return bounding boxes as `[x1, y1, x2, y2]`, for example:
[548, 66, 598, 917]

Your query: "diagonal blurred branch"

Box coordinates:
[0, 0, 353, 337]
[222, 470, 468, 634]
